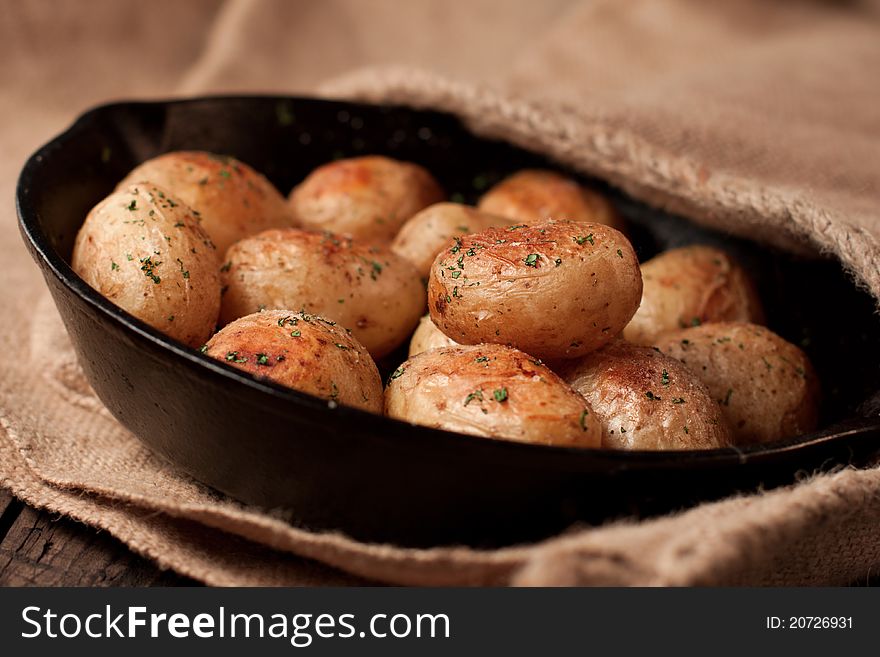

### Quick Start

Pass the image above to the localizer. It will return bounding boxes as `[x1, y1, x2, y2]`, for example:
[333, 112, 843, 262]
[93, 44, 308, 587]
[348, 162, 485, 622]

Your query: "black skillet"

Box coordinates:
[16, 96, 880, 548]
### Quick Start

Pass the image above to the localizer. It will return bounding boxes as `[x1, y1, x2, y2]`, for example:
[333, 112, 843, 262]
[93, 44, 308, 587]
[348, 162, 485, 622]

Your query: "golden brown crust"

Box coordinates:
[219, 228, 425, 358]
[118, 151, 295, 256]
[623, 245, 764, 345]
[558, 340, 731, 450]
[385, 344, 601, 447]
[408, 314, 459, 358]
[72, 184, 221, 347]
[205, 309, 382, 413]
[427, 221, 642, 360]
[478, 169, 624, 231]
[289, 155, 444, 243]
[654, 322, 820, 445]
[391, 202, 514, 277]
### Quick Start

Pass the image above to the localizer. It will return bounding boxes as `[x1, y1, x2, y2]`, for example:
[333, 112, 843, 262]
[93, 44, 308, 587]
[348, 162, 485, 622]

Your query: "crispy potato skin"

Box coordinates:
[655, 322, 819, 445]
[391, 203, 514, 277]
[409, 315, 459, 358]
[289, 155, 444, 243]
[427, 221, 642, 360]
[623, 245, 764, 345]
[118, 151, 295, 256]
[558, 340, 731, 450]
[205, 310, 382, 413]
[385, 344, 601, 447]
[478, 169, 624, 231]
[72, 184, 221, 347]
[220, 229, 426, 358]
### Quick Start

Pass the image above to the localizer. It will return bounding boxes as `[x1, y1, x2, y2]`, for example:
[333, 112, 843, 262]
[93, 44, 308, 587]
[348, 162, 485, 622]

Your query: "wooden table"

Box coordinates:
[0, 490, 192, 586]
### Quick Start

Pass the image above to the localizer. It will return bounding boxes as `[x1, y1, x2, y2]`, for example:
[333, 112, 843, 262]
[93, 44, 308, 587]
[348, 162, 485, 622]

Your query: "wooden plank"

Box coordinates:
[0, 501, 194, 586]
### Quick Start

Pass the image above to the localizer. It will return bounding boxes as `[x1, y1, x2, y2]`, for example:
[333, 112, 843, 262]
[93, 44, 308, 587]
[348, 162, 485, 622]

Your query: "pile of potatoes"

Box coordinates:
[73, 151, 820, 450]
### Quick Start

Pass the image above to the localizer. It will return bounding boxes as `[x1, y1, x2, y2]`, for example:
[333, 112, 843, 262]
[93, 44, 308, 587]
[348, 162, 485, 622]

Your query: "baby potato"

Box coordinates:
[220, 229, 425, 359]
[391, 203, 513, 277]
[385, 344, 601, 447]
[623, 245, 764, 345]
[72, 184, 220, 347]
[289, 155, 444, 243]
[558, 340, 731, 450]
[428, 221, 642, 360]
[118, 150, 294, 256]
[654, 322, 820, 445]
[204, 309, 382, 413]
[409, 314, 459, 357]
[478, 169, 624, 231]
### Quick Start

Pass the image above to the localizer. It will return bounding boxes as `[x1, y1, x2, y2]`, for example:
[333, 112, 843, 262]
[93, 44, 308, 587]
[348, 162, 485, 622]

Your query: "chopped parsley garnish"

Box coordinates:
[256, 354, 270, 365]
[389, 365, 406, 381]
[220, 261, 232, 273]
[139, 256, 161, 284]
[523, 253, 539, 267]
[574, 234, 594, 246]
[493, 388, 508, 403]
[555, 258, 562, 267]
[463, 389, 484, 406]
[723, 388, 733, 406]
[225, 351, 247, 363]
[645, 391, 661, 401]
[617, 249, 623, 258]
[199, 344, 208, 354]
[290, 330, 301, 337]
[579, 409, 590, 431]
[672, 397, 686, 404]
[127, 200, 137, 211]
[111, 261, 119, 271]
[661, 369, 670, 386]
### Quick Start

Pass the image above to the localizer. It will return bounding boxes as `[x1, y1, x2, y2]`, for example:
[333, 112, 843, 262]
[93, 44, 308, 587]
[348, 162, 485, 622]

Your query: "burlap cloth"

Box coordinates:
[2, 0, 879, 586]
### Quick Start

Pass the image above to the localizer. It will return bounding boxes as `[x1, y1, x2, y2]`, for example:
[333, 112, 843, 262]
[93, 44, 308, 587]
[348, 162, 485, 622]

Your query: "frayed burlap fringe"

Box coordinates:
[321, 67, 880, 307]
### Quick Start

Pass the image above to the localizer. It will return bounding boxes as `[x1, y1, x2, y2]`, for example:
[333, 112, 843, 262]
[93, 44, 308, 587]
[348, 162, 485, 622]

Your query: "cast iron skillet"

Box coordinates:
[16, 96, 880, 548]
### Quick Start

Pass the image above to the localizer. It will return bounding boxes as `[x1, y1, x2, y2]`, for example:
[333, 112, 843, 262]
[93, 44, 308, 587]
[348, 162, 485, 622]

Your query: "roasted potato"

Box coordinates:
[478, 169, 624, 231]
[118, 151, 295, 256]
[654, 322, 819, 445]
[427, 221, 641, 360]
[385, 344, 601, 447]
[204, 309, 382, 412]
[623, 245, 764, 345]
[391, 202, 514, 277]
[72, 183, 221, 347]
[289, 155, 444, 243]
[558, 340, 731, 450]
[409, 314, 459, 357]
[220, 229, 425, 358]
